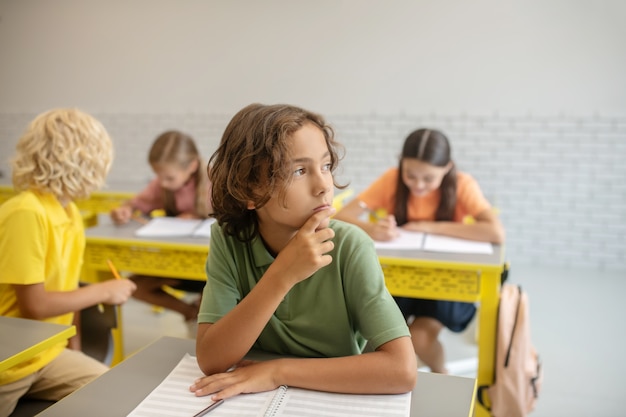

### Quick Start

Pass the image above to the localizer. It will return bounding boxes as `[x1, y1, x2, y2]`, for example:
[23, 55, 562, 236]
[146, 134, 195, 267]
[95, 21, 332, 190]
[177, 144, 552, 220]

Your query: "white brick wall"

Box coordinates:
[1, 111, 625, 271]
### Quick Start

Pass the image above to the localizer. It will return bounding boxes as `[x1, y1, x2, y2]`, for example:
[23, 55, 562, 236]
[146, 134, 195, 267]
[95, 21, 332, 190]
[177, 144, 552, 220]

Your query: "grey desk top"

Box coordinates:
[39, 336, 476, 417]
[88, 215, 502, 266]
[85, 215, 211, 246]
[0, 316, 75, 372]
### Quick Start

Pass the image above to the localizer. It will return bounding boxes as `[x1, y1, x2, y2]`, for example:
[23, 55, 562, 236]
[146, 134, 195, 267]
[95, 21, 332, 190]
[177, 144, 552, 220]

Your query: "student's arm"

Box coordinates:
[196, 208, 336, 375]
[334, 199, 398, 241]
[402, 208, 505, 243]
[111, 179, 162, 224]
[191, 336, 416, 399]
[14, 279, 136, 320]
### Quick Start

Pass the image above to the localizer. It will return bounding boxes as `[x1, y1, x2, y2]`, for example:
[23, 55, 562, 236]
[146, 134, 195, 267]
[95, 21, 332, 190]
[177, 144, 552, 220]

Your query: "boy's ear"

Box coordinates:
[445, 161, 454, 173]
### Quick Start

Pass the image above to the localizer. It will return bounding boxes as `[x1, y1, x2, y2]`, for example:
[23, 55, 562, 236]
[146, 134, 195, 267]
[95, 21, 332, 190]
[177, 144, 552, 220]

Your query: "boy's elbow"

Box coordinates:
[386, 340, 418, 393]
[393, 362, 418, 393]
[197, 351, 229, 376]
[197, 359, 218, 376]
[18, 302, 49, 320]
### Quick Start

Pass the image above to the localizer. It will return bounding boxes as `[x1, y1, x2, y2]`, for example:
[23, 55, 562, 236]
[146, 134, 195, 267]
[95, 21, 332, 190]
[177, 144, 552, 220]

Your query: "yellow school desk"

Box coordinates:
[38, 336, 477, 417]
[81, 215, 209, 365]
[0, 316, 76, 373]
[376, 245, 505, 417]
[83, 216, 502, 417]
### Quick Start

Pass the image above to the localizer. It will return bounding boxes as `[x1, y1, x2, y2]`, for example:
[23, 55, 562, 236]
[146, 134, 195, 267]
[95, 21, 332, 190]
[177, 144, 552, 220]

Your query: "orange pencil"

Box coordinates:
[131, 213, 149, 225]
[107, 259, 123, 280]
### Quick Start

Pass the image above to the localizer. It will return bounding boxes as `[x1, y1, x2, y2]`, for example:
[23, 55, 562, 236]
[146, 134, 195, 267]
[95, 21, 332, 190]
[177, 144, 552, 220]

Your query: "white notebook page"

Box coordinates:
[127, 354, 410, 417]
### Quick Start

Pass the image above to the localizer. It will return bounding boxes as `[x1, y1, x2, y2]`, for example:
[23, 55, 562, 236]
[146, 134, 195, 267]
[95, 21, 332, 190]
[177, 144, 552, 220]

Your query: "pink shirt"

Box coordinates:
[130, 178, 202, 216]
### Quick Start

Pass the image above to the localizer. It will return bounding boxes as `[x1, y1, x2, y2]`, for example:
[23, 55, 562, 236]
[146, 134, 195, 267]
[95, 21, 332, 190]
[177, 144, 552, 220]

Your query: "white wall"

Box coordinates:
[1, 0, 625, 114]
[1, 0, 625, 270]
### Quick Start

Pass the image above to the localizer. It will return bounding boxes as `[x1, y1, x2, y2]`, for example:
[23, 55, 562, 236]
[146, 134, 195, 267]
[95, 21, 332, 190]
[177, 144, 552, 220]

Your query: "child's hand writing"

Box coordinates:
[369, 215, 399, 241]
[97, 279, 136, 305]
[110, 205, 133, 225]
[270, 207, 336, 288]
[401, 220, 434, 234]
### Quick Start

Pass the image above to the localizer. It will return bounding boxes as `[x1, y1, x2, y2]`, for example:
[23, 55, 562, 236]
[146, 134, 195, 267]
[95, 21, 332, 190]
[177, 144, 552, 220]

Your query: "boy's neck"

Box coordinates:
[257, 223, 297, 257]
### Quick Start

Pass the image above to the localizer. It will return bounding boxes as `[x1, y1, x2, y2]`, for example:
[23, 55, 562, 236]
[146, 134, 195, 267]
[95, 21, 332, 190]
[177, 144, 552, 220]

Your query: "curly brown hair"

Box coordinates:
[208, 103, 345, 242]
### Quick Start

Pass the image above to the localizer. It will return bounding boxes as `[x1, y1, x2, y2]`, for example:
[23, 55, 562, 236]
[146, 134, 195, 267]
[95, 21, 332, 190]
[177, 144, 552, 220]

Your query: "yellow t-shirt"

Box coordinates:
[0, 190, 85, 385]
[358, 168, 491, 222]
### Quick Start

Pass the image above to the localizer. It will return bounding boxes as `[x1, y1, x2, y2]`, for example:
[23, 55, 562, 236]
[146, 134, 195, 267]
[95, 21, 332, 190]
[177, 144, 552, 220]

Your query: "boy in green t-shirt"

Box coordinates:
[191, 103, 417, 401]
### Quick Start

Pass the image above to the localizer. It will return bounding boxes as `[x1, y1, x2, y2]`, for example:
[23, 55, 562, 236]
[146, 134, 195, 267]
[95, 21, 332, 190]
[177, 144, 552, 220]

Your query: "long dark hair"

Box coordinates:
[393, 129, 457, 225]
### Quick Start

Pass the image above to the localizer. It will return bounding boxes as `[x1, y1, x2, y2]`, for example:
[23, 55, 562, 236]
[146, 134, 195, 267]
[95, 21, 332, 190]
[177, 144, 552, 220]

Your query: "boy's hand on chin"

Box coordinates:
[273, 207, 336, 286]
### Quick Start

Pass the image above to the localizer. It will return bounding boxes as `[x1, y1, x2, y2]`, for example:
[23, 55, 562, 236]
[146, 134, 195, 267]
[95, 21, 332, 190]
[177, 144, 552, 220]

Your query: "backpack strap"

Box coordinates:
[500, 261, 510, 284]
[476, 385, 492, 411]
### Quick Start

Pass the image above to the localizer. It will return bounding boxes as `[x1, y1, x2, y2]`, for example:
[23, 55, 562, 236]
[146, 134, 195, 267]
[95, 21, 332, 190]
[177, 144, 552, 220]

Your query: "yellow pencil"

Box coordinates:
[131, 212, 149, 225]
[107, 259, 123, 280]
[358, 201, 387, 221]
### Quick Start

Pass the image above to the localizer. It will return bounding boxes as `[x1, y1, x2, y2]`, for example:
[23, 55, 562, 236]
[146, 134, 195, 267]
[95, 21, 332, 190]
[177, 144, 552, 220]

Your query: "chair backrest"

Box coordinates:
[80, 302, 119, 366]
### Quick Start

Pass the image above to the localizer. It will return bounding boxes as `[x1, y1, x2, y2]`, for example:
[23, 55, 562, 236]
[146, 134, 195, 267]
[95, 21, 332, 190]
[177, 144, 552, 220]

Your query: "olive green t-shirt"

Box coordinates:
[199, 219, 409, 357]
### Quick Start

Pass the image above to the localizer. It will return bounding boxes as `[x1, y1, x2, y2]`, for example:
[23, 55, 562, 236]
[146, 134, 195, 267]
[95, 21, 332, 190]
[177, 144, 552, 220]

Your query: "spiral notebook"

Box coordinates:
[127, 354, 411, 417]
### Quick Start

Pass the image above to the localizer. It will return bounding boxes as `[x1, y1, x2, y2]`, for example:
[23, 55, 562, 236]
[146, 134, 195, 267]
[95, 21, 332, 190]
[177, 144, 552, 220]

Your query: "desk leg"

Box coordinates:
[111, 305, 124, 366]
[474, 270, 500, 417]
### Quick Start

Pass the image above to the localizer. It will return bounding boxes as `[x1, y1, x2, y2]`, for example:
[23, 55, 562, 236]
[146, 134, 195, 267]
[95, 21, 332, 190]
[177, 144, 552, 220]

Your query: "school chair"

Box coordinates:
[80, 302, 123, 367]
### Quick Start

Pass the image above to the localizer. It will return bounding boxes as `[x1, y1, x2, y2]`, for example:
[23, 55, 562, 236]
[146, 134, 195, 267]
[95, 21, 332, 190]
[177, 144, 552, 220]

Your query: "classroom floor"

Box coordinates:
[120, 265, 626, 417]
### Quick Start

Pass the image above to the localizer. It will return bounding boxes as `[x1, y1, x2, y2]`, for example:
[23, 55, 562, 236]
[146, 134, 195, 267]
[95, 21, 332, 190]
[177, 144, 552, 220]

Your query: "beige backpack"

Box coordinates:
[477, 284, 543, 417]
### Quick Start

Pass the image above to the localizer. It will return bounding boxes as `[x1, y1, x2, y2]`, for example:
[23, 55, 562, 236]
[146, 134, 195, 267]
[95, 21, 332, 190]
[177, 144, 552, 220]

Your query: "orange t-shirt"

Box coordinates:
[358, 168, 491, 222]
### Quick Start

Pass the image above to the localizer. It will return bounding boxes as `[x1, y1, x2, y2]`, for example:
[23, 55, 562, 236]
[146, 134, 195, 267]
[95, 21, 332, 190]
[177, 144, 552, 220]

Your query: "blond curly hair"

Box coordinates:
[11, 108, 113, 200]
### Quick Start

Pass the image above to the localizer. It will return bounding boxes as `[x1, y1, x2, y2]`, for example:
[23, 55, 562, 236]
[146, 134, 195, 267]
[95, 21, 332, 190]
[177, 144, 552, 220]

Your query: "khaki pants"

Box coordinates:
[0, 349, 108, 417]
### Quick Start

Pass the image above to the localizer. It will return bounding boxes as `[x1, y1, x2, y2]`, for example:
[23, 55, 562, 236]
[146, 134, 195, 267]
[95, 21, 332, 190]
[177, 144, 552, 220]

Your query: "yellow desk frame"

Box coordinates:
[0, 317, 76, 373]
[379, 254, 504, 417]
[82, 218, 210, 366]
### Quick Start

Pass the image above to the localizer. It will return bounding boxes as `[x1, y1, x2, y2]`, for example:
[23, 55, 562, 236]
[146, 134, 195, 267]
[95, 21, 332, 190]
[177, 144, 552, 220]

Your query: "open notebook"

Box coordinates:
[134, 217, 216, 238]
[127, 354, 411, 417]
[373, 230, 493, 254]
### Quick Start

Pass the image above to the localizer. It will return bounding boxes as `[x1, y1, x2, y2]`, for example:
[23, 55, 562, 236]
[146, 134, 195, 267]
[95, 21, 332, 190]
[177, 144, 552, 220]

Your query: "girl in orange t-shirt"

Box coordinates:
[335, 128, 504, 373]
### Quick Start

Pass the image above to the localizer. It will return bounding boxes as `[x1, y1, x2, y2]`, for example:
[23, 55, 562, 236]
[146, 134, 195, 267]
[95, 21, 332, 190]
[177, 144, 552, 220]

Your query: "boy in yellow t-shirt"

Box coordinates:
[0, 108, 136, 417]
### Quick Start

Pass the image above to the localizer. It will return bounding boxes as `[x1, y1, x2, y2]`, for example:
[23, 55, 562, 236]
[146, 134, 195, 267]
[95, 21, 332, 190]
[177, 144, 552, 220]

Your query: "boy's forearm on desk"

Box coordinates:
[276, 338, 417, 394]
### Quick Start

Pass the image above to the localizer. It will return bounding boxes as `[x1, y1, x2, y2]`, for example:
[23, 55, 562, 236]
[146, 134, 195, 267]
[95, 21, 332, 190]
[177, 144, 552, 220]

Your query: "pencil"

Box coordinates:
[131, 213, 149, 225]
[358, 201, 387, 221]
[107, 259, 123, 280]
[192, 399, 224, 417]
